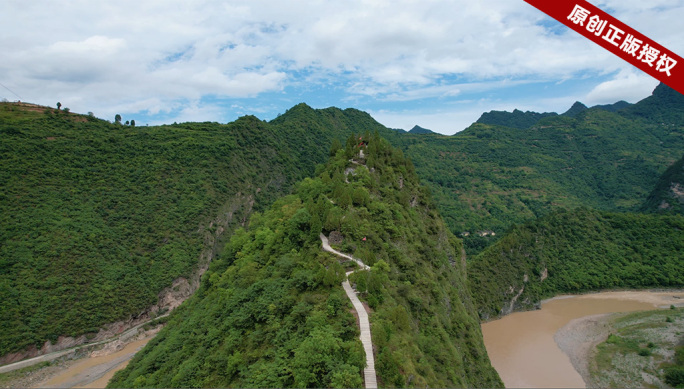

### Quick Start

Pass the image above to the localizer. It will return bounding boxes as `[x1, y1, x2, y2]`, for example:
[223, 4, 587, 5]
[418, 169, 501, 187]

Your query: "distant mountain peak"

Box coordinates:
[620, 82, 684, 123]
[476, 109, 558, 129]
[408, 125, 434, 134]
[591, 100, 631, 112]
[561, 101, 588, 117]
[652, 82, 680, 98]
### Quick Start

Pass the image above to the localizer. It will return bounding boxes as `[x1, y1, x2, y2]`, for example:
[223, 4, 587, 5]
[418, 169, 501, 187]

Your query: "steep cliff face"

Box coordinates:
[109, 134, 502, 388]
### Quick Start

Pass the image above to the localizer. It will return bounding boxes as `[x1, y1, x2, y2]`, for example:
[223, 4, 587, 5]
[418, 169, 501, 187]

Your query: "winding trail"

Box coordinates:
[320, 233, 377, 389]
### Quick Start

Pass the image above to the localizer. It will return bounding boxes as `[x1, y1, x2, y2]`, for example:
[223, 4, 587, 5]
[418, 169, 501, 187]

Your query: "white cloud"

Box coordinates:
[0, 0, 680, 125]
[584, 69, 659, 105]
[48, 36, 126, 55]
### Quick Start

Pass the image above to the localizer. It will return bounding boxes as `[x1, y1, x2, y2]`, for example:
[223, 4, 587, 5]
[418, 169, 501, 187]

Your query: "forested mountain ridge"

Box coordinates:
[476, 108, 558, 129]
[475, 97, 633, 128]
[108, 134, 502, 388]
[389, 83, 684, 252]
[621, 83, 684, 124]
[0, 102, 374, 360]
[468, 208, 684, 320]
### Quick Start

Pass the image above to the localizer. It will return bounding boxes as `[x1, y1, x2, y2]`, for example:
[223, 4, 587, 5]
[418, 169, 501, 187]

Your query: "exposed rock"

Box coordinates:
[344, 167, 357, 183]
[502, 285, 525, 316]
[658, 200, 672, 210]
[671, 182, 684, 200]
[329, 230, 344, 245]
[541, 267, 548, 281]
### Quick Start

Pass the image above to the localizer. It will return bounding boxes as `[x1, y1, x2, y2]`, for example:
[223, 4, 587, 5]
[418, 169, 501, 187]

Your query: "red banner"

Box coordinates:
[524, 0, 684, 95]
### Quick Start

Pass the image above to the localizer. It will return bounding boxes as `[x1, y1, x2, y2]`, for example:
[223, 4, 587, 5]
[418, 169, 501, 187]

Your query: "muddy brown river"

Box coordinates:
[481, 291, 684, 388]
[38, 336, 153, 388]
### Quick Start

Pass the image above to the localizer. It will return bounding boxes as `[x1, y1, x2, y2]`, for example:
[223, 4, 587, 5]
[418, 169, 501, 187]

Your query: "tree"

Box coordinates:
[125, 120, 130, 126]
[292, 327, 344, 388]
[130, 119, 136, 127]
[330, 138, 342, 157]
[63, 107, 70, 113]
[56, 102, 61, 110]
[115, 114, 122, 124]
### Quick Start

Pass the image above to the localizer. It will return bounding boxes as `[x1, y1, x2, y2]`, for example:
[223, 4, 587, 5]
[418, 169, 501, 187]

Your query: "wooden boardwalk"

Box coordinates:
[321, 234, 377, 389]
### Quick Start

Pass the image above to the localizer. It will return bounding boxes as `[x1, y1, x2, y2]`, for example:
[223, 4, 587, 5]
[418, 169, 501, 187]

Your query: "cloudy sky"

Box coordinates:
[1, 1, 682, 134]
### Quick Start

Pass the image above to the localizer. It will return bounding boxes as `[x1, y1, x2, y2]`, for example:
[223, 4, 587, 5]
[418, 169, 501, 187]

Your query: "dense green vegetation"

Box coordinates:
[592, 100, 631, 113]
[388, 83, 684, 253]
[468, 208, 684, 319]
[0, 102, 378, 356]
[621, 82, 684, 125]
[2, 81, 682, 370]
[590, 308, 684, 388]
[666, 342, 684, 388]
[560, 101, 588, 118]
[108, 134, 502, 388]
[642, 154, 684, 214]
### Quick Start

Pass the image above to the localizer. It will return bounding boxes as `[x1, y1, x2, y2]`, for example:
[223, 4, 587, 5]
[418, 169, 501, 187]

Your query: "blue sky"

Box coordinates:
[1, 0, 682, 134]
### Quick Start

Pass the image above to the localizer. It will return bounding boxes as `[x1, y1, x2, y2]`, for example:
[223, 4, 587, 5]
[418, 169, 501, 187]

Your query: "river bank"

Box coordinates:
[482, 290, 684, 388]
[554, 313, 613, 386]
[556, 300, 684, 388]
[0, 328, 159, 389]
[39, 334, 156, 388]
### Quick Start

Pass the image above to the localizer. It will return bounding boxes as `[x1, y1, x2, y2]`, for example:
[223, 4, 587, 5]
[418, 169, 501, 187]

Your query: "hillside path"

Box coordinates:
[320, 233, 377, 389]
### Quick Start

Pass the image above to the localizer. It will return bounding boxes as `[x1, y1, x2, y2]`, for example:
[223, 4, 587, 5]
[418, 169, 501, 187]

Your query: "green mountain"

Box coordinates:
[642, 154, 684, 214]
[561, 100, 632, 117]
[475, 108, 557, 129]
[468, 208, 684, 320]
[621, 83, 684, 124]
[591, 100, 631, 112]
[2, 80, 682, 365]
[108, 134, 502, 388]
[561, 101, 587, 118]
[408, 125, 434, 134]
[390, 84, 684, 253]
[0, 102, 379, 358]
[476, 99, 634, 128]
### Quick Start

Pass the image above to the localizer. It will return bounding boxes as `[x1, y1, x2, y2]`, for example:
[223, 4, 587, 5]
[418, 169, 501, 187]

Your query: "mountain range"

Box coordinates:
[0, 83, 682, 387]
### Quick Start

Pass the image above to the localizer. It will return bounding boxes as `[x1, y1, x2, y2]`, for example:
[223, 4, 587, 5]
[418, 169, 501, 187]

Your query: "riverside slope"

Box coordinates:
[320, 233, 376, 388]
